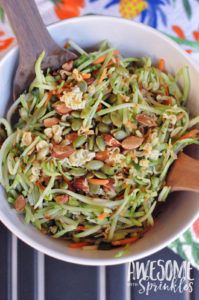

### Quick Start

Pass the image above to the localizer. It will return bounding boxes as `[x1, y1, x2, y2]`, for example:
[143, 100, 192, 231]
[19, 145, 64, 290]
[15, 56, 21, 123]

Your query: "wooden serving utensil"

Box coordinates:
[0, 0, 77, 99]
[166, 152, 199, 192]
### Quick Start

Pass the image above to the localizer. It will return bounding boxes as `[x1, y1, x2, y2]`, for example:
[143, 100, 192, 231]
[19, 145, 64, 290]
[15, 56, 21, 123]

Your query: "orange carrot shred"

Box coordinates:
[75, 226, 86, 231]
[98, 212, 109, 220]
[88, 178, 109, 185]
[176, 113, 184, 121]
[93, 50, 119, 64]
[44, 90, 56, 106]
[97, 68, 107, 85]
[179, 129, 199, 140]
[112, 233, 140, 246]
[82, 73, 91, 79]
[69, 242, 89, 248]
[158, 59, 165, 71]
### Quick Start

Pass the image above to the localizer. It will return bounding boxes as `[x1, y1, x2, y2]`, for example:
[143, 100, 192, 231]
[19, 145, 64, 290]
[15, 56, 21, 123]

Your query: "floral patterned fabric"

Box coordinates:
[0, 0, 199, 268]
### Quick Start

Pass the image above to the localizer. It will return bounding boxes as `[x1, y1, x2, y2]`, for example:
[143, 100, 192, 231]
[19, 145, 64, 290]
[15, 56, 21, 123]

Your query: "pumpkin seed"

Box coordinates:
[96, 136, 106, 151]
[113, 130, 128, 140]
[60, 181, 68, 189]
[71, 118, 82, 131]
[94, 144, 99, 152]
[78, 80, 87, 93]
[70, 168, 87, 176]
[71, 111, 80, 118]
[86, 173, 94, 179]
[89, 136, 95, 151]
[101, 164, 115, 175]
[80, 107, 91, 118]
[89, 183, 100, 194]
[98, 123, 109, 133]
[73, 135, 87, 148]
[110, 112, 123, 127]
[63, 127, 71, 135]
[86, 160, 104, 170]
[102, 114, 112, 125]
[93, 171, 107, 179]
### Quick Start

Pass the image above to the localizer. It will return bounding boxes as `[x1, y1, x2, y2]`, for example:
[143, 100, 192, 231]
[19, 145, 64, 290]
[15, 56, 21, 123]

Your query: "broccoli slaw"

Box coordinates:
[0, 40, 199, 251]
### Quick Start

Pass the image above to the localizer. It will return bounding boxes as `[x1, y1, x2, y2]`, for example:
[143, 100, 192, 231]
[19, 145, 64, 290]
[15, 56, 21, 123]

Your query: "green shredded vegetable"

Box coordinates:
[0, 40, 199, 255]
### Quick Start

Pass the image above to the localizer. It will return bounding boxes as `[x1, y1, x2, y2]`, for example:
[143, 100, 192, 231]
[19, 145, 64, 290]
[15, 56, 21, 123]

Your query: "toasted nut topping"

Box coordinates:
[52, 145, 75, 159]
[54, 194, 69, 204]
[54, 102, 73, 115]
[15, 195, 26, 212]
[44, 117, 59, 127]
[62, 60, 73, 72]
[64, 133, 78, 145]
[121, 136, 144, 150]
[85, 77, 95, 85]
[73, 178, 89, 193]
[95, 150, 109, 161]
[21, 131, 32, 147]
[136, 114, 157, 127]
[103, 135, 121, 147]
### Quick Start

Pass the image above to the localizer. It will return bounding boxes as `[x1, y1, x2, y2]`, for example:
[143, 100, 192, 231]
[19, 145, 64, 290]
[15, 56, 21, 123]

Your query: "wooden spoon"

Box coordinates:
[167, 152, 199, 192]
[0, 0, 77, 99]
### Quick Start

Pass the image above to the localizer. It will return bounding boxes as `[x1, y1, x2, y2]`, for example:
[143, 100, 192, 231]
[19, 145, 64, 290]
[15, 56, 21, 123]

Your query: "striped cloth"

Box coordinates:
[0, 0, 199, 268]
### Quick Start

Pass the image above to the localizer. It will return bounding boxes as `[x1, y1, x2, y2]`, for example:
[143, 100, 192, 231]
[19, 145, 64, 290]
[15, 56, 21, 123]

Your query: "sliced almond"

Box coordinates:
[121, 136, 144, 150]
[65, 133, 78, 145]
[54, 194, 69, 204]
[62, 60, 73, 72]
[44, 117, 59, 127]
[54, 102, 73, 115]
[85, 77, 95, 85]
[136, 114, 157, 127]
[103, 135, 121, 147]
[73, 178, 89, 193]
[95, 150, 109, 161]
[52, 145, 75, 159]
[15, 195, 26, 212]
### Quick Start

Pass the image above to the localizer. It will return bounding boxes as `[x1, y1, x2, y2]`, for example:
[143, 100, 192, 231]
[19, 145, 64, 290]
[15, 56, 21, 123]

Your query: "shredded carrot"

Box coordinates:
[97, 68, 107, 85]
[141, 225, 152, 234]
[44, 90, 56, 106]
[179, 129, 199, 140]
[107, 57, 120, 67]
[172, 25, 185, 39]
[98, 212, 109, 220]
[93, 50, 119, 64]
[112, 233, 140, 246]
[64, 41, 70, 49]
[88, 178, 109, 185]
[45, 214, 52, 220]
[158, 59, 165, 71]
[176, 113, 184, 121]
[165, 98, 172, 106]
[75, 226, 86, 231]
[69, 242, 89, 248]
[96, 104, 102, 112]
[82, 73, 91, 79]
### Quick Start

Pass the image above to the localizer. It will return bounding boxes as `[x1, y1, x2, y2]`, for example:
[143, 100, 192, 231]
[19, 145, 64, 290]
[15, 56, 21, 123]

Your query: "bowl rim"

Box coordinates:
[0, 15, 199, 266]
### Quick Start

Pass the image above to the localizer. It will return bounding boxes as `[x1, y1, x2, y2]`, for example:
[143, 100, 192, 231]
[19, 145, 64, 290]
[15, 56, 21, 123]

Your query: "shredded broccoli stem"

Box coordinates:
[0, 40, 199, 252]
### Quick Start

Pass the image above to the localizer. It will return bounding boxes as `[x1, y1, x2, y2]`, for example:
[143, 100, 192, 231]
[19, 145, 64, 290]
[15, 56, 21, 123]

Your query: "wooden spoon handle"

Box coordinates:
[0, 0, 58, 64]
[167, 152, 199, 192]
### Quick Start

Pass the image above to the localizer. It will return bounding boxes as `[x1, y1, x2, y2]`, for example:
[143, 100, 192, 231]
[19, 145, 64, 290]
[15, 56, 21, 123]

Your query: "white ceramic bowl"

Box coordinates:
[0, 16, 199, 266]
